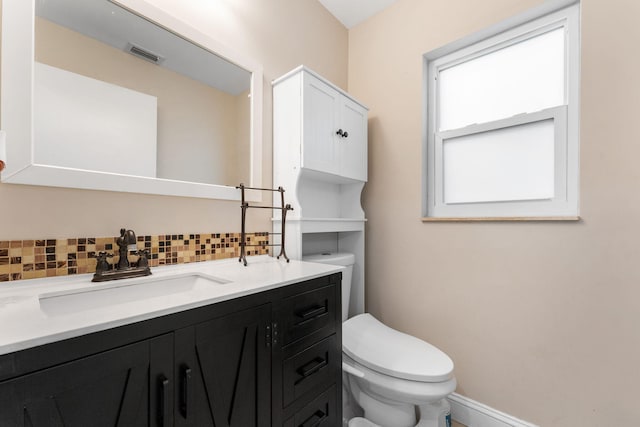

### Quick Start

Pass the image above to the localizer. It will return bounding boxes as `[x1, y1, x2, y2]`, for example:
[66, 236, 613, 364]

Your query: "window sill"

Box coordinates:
[421, 216, 581, 222]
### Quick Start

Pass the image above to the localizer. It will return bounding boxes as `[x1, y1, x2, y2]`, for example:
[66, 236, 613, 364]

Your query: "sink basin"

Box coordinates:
[39, 273, 230, 317]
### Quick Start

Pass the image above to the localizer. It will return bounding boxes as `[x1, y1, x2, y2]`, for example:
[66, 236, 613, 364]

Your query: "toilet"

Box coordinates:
[302, 252, 456, 427]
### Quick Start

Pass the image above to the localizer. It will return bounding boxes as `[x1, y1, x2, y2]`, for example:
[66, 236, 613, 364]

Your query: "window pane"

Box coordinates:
[443, 120, 555, 204]
[439, 28, 565, 131]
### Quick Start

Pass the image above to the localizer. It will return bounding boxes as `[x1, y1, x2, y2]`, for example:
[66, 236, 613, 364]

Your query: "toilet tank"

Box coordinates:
[302, 252, 354, 322]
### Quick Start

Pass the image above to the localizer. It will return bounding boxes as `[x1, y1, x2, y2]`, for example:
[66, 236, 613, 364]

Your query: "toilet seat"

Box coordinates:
[343, 314, 454, 382]
[343, 353, 457, 406]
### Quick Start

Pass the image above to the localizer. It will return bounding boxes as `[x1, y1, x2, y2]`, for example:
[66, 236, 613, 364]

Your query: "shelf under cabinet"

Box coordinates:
[272, 218, 366, 233]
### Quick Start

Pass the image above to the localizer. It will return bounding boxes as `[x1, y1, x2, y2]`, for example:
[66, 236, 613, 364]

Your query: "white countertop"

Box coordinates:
[0, 256, 343, 355]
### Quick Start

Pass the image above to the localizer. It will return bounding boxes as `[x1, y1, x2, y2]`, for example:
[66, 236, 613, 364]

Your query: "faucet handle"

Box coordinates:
[96, 251, 114, 260]
[136, 249, 150, 268]
[95, 251, 114, 273]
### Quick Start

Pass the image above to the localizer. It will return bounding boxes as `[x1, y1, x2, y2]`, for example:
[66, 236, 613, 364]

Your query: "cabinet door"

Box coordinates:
[174, 304, 271, 427]
[0, 340, 155, 427]
[302, 73, 341, 176]
[339, 97, 368, 181]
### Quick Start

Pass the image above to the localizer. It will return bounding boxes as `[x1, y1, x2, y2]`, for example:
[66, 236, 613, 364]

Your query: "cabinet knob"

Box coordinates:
[336, 129, 344, 137]
[343, 131, 349, 138]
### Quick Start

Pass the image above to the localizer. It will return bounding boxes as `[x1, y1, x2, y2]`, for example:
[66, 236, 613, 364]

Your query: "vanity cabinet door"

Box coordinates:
[174, 303, 272, 427]
[0, 340, 154, 427]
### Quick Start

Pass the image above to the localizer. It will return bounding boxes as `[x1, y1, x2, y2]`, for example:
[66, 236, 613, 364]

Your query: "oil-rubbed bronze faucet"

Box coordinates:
[92, 228, 151, 282]
[116, 228, 137, 269]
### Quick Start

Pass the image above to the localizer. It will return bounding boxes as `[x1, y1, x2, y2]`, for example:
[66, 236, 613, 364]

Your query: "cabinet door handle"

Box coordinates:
[296, 305, 327, 322]
[297, 356, 328, 378]
[336, 129, 349, 138]
[159, 376, 170, 427]
[180, 367, 193, 419]
[299, 409, 327, 427]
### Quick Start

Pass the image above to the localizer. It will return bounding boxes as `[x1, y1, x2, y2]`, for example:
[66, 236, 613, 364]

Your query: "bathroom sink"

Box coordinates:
[39, 273, 230, 316]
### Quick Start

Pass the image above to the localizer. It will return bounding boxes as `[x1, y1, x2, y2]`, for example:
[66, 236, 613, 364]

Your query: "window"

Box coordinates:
[423, 2, 580, 219]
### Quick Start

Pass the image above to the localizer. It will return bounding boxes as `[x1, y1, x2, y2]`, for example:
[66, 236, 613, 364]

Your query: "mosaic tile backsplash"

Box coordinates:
[0, 232, 269, 282]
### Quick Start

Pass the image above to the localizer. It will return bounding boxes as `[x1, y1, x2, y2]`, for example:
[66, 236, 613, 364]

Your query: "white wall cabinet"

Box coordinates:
[302, 72, 368, 182]
[273, 66, 368, 317]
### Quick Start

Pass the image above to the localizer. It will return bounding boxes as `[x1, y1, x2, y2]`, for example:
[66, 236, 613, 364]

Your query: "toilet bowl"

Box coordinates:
[343, 314, 456, 427]
[302, 252, 456, 427]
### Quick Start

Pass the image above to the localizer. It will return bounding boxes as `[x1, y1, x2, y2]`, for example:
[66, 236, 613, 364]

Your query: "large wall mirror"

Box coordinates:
[1, 0, 263, 200]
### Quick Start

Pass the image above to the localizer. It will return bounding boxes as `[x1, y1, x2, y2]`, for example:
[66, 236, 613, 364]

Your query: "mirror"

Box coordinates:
[1, 0, 263, 200]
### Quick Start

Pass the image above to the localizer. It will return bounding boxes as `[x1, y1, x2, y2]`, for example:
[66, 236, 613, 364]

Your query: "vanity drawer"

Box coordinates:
[283, 335, 338, 407]
[281, 284, 337, 346]
[284, 384, 337, 427]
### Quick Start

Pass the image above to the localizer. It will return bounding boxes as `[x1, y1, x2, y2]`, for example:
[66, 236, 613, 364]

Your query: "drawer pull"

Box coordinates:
[159, 376, 170, 427]
[180, 366, 193, 419]
[298, 356, 328, 378]
[296, 305, 327, 323]
[299, 409, 327, 427]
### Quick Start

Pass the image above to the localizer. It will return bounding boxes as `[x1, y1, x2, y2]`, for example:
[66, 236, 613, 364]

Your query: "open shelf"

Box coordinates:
[273, 217, 366, 233]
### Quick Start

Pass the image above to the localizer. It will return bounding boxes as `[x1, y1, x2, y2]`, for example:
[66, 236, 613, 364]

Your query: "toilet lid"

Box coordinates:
[342, 313, 454, 382]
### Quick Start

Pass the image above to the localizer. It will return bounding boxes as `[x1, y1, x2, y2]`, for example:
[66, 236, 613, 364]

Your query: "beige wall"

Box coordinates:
[349, 0, 640, 426]
[0, 0, 347, 239]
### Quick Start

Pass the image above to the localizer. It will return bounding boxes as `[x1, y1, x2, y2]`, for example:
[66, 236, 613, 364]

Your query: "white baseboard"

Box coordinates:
[448, 393, 538, 427]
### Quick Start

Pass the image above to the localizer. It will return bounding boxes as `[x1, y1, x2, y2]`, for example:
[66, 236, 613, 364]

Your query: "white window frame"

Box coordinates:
[423, 1, 580, 219]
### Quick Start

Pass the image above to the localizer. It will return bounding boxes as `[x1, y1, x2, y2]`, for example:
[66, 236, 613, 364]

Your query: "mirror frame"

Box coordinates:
[1, 0, 263, 201]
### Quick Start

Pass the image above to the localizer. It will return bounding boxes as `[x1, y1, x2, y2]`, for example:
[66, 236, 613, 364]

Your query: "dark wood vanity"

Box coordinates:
[0, 273, 342, 427]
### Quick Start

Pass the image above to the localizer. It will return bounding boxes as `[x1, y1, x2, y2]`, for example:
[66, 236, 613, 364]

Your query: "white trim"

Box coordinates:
[448, 393, 538, 427]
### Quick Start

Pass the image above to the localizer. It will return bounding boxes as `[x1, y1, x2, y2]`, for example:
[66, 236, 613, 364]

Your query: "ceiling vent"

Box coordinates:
[126, 43, 164, 65]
